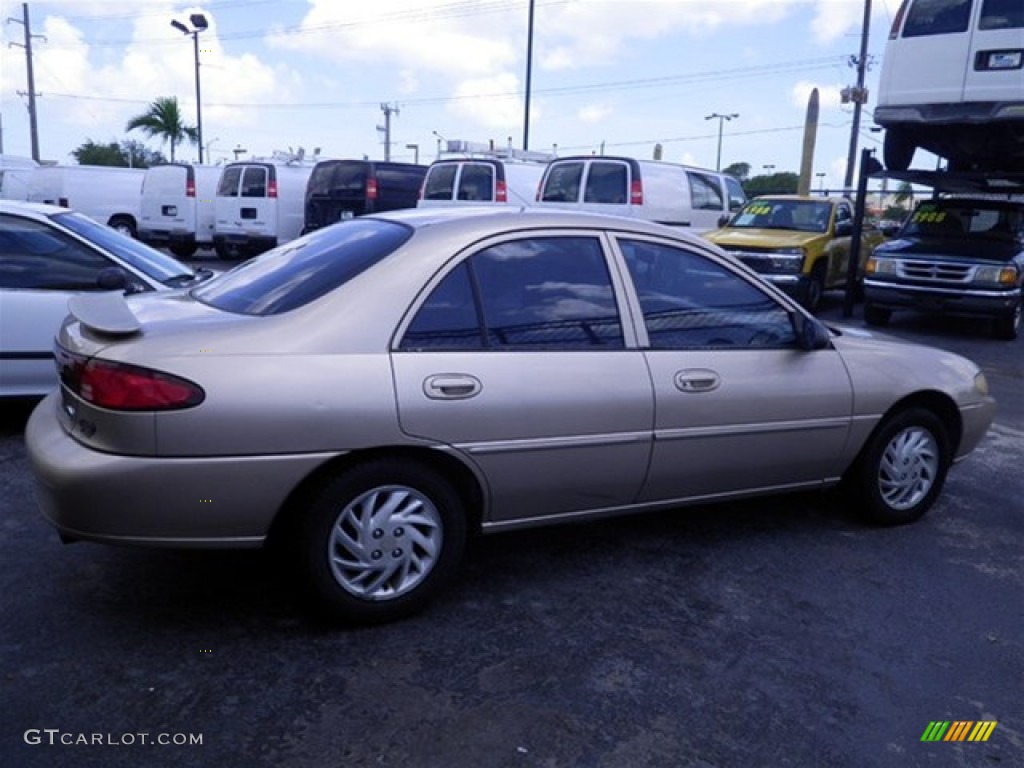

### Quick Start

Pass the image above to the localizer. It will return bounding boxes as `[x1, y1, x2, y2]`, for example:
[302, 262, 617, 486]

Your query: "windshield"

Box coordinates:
[902, 201, 1023, 241]
[192, 218, 413, 315]
[54, 211, 195, 284]
[729, 200, 834, 233]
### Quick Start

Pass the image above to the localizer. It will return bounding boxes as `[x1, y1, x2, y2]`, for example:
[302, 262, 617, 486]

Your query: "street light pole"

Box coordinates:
[705, 112, 738, 171]
[172, 14, 208, 164]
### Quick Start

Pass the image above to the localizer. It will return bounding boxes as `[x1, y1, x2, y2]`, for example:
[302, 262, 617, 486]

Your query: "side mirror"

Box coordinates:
[717, 213, 731, 228]
[96, 266, 128, 291]
[793, 312, 831, 351]
[835, 220, 853, 237]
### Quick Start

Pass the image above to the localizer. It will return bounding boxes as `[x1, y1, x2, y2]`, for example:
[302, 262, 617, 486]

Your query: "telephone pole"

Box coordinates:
[378, 103, 399, 161]
[7, 3, 44, 161]
[843, 0, 872, 190]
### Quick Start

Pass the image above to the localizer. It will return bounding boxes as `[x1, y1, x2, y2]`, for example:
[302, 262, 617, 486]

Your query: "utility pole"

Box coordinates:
[843, 0, 872, 190]
[8, 3, 44, 162]
[378, 103, 399, 161]
[522, 0, 536, 151]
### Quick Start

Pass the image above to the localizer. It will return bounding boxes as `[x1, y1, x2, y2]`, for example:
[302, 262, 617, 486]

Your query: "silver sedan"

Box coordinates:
[26, 208, 996, 624]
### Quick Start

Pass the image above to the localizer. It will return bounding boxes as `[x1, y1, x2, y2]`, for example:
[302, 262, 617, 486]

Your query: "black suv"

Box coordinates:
[863, 197, 1024, 339]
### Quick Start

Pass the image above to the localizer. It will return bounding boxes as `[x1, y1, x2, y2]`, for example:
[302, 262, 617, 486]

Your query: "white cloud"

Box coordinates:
[448, 74, 525, 132]
[577, 104, 613, 124]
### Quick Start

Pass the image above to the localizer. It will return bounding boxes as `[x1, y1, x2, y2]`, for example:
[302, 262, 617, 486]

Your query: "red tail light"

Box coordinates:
[889, 0, 908, 39]
[56, 344, 204, 411]
[268, 179, 278, 198]
[186, 179, 196, 197]
[630, 179, 643, 205]
[495, 180, 508, 203]
[367, 177, 379, 200]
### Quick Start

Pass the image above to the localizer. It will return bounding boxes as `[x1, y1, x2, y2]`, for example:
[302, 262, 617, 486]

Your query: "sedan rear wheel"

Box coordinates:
[850, 407, 950, 526]
[294, 460, 467, 624]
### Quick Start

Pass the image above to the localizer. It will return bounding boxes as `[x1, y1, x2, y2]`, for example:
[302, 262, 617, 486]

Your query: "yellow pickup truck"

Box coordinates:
[704, 195, 885, 312]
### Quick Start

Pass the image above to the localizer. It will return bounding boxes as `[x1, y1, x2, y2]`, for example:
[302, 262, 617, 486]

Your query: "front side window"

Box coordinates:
[619, 238, 796, 349]
[583, 162, 628, 204]
[688, 172, 725, 211]
[0, 214, 119, 291]
[902, 0, 972, 37]
[540, 162, 583, 203]
[399, 236, 623, 350]
[457, 164, 495, 202]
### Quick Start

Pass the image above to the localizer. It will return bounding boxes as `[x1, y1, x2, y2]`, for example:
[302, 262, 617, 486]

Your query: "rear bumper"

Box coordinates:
[212, 234, 277, 253]
[875, 102, 1024, 126]
[25, 393, 334, 548]
[138, 229, 199, 248]
[864, 280, 1021, 318]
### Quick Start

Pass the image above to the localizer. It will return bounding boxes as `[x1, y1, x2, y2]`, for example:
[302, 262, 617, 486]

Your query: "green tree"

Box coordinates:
[71, 138, 167, 167]
[125, 96, 197, 162]
[722, 162, 751, 181]
[743, 172, 799, 196]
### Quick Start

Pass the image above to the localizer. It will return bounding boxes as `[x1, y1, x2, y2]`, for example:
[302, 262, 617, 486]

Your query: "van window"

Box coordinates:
[457, 164, 494, 201]
[725, 176, 747, 210]
[423, 165, 457, 200]
[902, 0, 972, 37]
[687, 172, 725, 211]
[377, 166, 425, 198]
[241, 167, 267, 198]
[980, 0, 1024, 29]
[583, 162, 628, 204]
[217, 166, 241, 196]
[541, 162, 584, 203]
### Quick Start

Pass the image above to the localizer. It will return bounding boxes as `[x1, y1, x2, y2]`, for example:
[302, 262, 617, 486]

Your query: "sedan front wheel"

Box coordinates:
[294, 460, 467, 624]
[850, 407, 950, 526]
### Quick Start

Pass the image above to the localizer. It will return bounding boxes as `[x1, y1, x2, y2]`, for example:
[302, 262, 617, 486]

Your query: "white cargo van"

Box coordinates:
[138, 163, 222, 258]
[26, 165, 144, 237]
[0, 154, 38, 200]
[534, 156, 746, 232]
[213, 159, 315, 258]
[877, 0, 1024, 172]
[418, 143, 552, 208]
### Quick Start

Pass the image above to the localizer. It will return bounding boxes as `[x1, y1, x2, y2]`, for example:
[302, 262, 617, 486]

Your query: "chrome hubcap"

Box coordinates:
[328, 485, 442, 601]
[878, 426, 939, 511]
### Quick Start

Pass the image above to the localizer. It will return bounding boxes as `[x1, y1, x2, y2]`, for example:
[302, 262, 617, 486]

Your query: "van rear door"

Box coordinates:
[963, 0, 1024, 102]
[215, 163, 275, 240]
[139, 165, 193, 243]
[306, 161, 368, 228]
[880, 0, 975, 105]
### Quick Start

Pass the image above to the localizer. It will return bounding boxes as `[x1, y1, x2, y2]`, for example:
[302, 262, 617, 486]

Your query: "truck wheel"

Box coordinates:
[169, 244, 197, 259]
[883, 129, 915, 172]
[864, 303, 891, 326]
[800, 263, 826, 313]
[993, 302, 1021, 341]
[108, 216, 137, 239]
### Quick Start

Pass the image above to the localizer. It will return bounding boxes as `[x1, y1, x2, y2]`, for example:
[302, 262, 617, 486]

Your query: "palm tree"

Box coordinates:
[125, 97, 198, 162]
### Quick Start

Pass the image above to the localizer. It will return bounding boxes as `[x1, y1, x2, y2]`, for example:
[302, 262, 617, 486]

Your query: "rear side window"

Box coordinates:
[217, 166, 241, 196]
[423, 165, 457, 201]
[902, 0, 972, 37]
[193, 219, 412, 315]
[980, 0, 1024, 29]
[541, 162, 583, 202]
[688, 172, 725, 211]
[457, 164, 494, 201]
[583, 162, 628, 204]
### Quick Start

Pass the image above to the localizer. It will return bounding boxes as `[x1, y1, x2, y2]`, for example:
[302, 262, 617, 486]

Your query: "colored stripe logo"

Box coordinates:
[921, 721, 997, 742]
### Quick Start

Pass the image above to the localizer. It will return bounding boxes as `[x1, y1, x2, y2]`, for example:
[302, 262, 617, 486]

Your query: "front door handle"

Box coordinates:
[423, 374, 482, 400]
[674, 369, 720, 393]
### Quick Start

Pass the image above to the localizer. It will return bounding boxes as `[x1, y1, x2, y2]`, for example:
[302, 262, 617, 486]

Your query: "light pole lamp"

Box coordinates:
[816, 171, 827, 193]
[171, 13, 208, 164]
[405, 144, 420, 164]
[705, 112, 738, 171]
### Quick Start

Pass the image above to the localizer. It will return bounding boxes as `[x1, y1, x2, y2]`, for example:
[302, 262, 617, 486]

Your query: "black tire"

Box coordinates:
[108, 216, 137, 239]
[800, 262, 827, 313]
[848, 407, 951, 526]
[863, 303, 891, 326]
[883, 128, 915, 172]
[292, 460, 467, 624]
[169, 244, 197, 259]
[992, 301, 1021, 341]
[214, 242, 235, 260]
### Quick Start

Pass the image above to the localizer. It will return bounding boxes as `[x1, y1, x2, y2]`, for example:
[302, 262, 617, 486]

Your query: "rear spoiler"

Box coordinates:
[67, 292, 141, 336]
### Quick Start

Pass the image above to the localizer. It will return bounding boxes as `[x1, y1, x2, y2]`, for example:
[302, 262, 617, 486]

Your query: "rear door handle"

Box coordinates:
[423, 374, 482, 400]
[674, 369, 720, 393]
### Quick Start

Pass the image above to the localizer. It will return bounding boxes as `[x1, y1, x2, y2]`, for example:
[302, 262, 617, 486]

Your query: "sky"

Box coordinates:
[0, 0, 909, 190]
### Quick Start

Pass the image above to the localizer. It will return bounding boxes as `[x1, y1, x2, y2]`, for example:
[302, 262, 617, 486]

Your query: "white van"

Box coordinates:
[138, 163, 222, 258]
[212, 159, 315, 258]
[26, 165, 144, 237]
[534, 156, 746, 232]
[0, 154, 38, 200]
[418, 144, 552, 208]
[877, 0, 1024, 172]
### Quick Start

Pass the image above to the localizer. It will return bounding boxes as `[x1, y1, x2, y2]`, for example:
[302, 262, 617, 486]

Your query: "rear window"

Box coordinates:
[217, 166, 241, 196]
[583, 162, 628, 204]
[980, 0, 1024, 29]
[308, 161, 367, 196]
[192, 219, 413, 315]
[240, 167, 268, 198]
[457, 164, 495, 201]
[541, 162, 584, 202]
[902, 0, 972, 37]
[423, 165, 457, 201]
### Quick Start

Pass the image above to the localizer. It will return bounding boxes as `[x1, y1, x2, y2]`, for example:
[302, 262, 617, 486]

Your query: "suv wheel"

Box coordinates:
[993, 301, 1021, 341]
[800, 263, 826, 313]
[883, 129, 916, 172]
